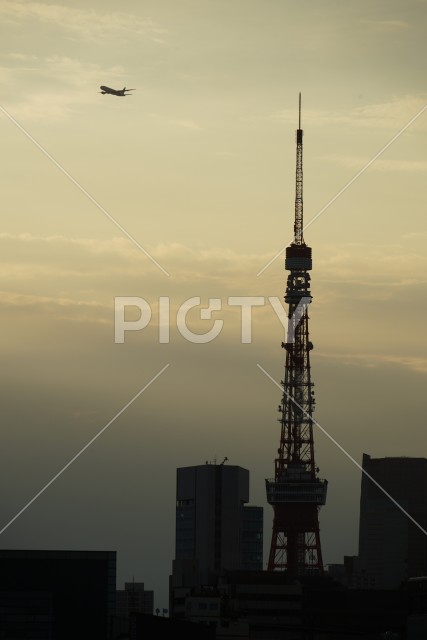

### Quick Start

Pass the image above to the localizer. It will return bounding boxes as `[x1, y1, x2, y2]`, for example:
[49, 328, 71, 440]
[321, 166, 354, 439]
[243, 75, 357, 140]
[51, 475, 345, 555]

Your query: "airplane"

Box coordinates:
[99, 86, 135, 97]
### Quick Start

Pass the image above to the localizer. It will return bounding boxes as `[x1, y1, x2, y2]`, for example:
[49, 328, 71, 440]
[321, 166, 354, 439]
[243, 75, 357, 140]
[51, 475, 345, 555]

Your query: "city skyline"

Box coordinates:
[1, 0, 426, 609]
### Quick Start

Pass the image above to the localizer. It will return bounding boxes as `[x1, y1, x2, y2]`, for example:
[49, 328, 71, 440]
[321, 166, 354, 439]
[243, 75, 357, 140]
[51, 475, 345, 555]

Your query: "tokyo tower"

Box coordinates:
[265, 95, 328, 574]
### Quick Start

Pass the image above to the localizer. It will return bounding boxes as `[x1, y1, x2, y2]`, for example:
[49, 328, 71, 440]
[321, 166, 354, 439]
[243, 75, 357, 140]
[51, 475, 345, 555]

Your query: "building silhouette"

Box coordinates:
[172, 568, 423, 639]
[0, 549, 116, 639]
[170, 462, 263, 617]
[358, 453, 427, 589]
[116, 581, 154, 617]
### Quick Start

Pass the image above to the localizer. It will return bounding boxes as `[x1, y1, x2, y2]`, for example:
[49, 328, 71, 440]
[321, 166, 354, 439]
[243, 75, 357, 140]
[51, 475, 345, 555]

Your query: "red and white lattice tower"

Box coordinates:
[265, 94, 328, 574]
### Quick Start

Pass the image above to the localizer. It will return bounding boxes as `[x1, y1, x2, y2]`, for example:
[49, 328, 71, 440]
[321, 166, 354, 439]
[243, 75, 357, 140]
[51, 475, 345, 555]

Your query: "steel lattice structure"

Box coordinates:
[265, 95, 328, 574]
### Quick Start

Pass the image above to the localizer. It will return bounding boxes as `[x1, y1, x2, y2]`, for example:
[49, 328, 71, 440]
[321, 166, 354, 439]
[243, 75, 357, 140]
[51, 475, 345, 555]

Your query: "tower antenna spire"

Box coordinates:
[294, 93, 304, 246]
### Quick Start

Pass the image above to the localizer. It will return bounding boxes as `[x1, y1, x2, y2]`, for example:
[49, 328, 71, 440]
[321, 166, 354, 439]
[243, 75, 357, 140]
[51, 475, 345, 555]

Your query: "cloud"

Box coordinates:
[270, 96, 427, 132]
[0, 1, 167, 43]
[0, 289, 106, 313]
[6, 52, 38, 61]
[315, 242, 427, 289]
[0, 234, 426, 381]
[4, 90, 91, 122]
[0, 232, 145, 274]
[319, 154, 427, 174]
[317, 351, 427, 375]
[360, 19, 410, 33]
[0, 234, 278, 305]
[147, 113, 202, 131]
[2, 234, 427, 328]
[2, 233, 427, 289]
[41, 56, 124, 87]
[1, 55, 128, 120]
[402, 231, 427, 240]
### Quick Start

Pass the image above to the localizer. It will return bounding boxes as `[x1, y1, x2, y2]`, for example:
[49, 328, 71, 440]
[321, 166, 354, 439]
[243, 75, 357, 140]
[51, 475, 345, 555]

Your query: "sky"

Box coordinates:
[0, 0, 426, 609]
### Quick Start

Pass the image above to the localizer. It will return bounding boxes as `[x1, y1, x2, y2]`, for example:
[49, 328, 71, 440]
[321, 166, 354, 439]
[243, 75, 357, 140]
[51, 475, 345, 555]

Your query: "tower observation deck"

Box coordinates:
[265, 94, 327, 574]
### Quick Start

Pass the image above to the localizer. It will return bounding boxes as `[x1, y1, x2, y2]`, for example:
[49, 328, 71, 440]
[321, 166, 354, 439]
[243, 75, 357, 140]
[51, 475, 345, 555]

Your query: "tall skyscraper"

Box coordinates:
[170, 462, 263, 616]
[358, 453, 427, 589]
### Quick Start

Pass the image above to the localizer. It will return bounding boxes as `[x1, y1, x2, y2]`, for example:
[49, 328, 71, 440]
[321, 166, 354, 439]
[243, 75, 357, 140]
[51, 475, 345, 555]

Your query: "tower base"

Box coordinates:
[268, 503, 324, 574]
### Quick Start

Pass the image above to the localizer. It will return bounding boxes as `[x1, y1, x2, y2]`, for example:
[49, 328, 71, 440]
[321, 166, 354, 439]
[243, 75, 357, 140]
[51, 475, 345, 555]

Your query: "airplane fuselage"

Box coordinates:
[100, 86, 132, 96]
